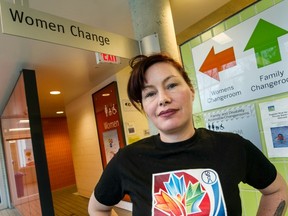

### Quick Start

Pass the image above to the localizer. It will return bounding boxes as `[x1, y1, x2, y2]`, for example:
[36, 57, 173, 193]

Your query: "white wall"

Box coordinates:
[65, 90, 100, 197]
[65, 66, 149, 198]
[116, 68, 150, 144]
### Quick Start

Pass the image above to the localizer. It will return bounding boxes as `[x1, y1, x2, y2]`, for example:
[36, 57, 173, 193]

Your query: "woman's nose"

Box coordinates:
[158, 91, 171, 106]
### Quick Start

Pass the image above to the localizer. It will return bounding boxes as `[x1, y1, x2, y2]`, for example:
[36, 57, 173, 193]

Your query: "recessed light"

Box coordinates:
[56, 111, 64, 114]
[9, 128, 30, 132]
[50, 91, 61, 95]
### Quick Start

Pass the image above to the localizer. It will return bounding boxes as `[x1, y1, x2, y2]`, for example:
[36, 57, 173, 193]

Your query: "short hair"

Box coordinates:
[127, 53, 194, 112]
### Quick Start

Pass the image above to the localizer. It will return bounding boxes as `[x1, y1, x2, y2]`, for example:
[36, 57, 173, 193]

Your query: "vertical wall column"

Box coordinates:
[128, 0, 180, 60]
[128, 0, 180, 135]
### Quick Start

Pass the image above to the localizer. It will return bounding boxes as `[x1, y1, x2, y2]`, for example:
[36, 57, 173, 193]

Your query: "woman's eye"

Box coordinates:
[144, 91, 156, 98]
[167, 83, 177, 89]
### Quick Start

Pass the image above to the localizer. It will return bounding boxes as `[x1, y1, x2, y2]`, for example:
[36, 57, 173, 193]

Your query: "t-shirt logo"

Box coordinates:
[152, 169, 227, 215]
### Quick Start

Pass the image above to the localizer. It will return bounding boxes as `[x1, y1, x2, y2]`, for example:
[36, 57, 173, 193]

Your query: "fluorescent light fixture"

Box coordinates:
[9, 128, 30, 132]
[212, 33, 232, 45]
[56, 111, 64, 114]
[50, 90, 61, 95]
[19, 119, 29, 123]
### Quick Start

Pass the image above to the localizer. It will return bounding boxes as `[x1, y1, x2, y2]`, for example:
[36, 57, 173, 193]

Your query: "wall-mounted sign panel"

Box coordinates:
[192, 1, 288, 111]
[0, 0, 140, 59]
[259, 97, 288, 158]
[203, 104, 262, 151]
[92, 82, 126, 168]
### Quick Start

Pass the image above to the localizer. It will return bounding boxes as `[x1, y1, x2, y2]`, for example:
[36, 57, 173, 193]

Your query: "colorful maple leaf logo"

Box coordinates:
[154, 173, 206, 215]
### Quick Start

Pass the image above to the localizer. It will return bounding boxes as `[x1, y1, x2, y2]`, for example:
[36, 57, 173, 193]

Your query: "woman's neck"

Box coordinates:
[159, 126, 195, 143]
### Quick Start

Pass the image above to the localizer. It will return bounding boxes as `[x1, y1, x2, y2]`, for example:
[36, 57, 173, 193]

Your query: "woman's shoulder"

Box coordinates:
[118, 135, 158, 153]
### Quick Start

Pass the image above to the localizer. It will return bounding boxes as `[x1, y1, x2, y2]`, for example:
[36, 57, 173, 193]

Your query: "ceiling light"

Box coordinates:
[9, 128, 30, 132]
[50, 90, 61, 95]
[56, 111, 64, 114]
[19, 119, 29, 123]
[102, 93, 110, 97]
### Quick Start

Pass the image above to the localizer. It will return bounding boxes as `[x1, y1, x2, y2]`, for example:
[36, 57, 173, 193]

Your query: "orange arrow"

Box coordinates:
[199, 46, 236, 81]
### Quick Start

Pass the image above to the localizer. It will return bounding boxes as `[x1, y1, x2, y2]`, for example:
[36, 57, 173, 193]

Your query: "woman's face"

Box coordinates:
[141, 62, 195, 138]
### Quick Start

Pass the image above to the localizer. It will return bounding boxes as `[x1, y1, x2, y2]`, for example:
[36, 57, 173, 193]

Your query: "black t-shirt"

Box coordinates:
[95, 128, 276, 215]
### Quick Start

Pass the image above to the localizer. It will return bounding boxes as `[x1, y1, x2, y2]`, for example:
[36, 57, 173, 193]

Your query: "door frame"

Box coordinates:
[0, 139, 9, 210]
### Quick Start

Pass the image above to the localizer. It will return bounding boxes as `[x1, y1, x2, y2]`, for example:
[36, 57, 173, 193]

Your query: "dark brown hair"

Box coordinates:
[127, 53, 194, 112]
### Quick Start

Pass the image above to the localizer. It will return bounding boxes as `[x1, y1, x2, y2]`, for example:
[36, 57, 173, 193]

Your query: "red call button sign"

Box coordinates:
[96, 52, 121, 64]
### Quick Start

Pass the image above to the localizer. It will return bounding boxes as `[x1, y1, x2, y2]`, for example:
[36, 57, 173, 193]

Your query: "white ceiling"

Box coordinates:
[0, 0, 230, 118]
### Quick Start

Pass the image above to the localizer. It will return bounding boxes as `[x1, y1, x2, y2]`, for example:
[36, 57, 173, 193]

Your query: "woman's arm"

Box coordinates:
[88, 193, 118, 216]
[257, 172, 288, 216]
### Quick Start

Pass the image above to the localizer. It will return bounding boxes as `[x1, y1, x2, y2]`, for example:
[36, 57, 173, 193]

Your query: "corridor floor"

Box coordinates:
[0, 185, 131, 216]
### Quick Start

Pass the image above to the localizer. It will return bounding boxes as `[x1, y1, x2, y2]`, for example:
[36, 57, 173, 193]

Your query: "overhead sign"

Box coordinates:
[192, 0, 288, 111]
[95, 52, 121, 64]
[0, 0, 140, 59]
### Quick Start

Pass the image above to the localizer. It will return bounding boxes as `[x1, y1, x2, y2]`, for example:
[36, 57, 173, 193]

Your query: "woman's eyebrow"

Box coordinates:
[163, 75, 177, 82]
[142, 75, 179, 90]
[142, 85, 153, 91]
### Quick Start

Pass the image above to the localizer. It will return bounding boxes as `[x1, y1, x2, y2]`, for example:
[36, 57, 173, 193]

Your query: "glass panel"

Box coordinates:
[0, 147, 8, 210]
[11, 139, 38, 199]
[1, 73, 41, 215]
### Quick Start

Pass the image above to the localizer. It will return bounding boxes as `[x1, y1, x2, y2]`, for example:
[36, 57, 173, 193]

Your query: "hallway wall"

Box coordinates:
[65, 66, 149, 211]
[42, 117, 76, 191]
[65, 75, 116, 198]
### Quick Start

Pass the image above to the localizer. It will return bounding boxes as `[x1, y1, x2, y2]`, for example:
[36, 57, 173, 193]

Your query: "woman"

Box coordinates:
[88, 53, 288, 215]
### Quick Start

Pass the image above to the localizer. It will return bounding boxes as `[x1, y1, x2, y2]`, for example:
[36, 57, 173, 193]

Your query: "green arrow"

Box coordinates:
[244, 19, 288, 68]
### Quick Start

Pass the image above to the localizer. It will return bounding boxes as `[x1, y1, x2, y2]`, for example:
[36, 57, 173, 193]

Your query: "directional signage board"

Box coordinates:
[192, 1, 288, 111]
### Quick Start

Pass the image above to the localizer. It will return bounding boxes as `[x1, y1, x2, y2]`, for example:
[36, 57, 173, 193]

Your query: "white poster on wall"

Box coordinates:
[192, 0, 288, 111]
[102, 129, 120, 163]
[259, 98, 288, 158]
[203, 104, 262, 150]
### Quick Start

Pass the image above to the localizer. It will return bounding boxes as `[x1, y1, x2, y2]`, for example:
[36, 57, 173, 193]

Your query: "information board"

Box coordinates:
[192, 1, 288, 111]
[259, 98, 288, 158]
[203, 104, 262, 150]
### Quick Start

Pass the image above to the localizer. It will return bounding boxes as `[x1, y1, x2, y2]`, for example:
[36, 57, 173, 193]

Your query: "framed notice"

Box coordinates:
[92, 82, 126, 168]
[259, 97, 288, 158]
[203, 104, 262, 151]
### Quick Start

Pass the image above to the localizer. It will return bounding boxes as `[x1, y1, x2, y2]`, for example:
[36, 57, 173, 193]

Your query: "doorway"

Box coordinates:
[1, 70, 54, 215]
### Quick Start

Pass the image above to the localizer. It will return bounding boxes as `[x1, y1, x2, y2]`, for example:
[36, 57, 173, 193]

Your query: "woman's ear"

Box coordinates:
[190, 88, 195, 101]
[190, 87, 195, 93]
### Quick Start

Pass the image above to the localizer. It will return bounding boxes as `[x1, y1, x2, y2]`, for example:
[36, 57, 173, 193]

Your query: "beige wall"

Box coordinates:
[116, 68, 150, 144]
[65, 88, 104, 197]
[65, 66, 149, 198]
[176, 0, 257, 45]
